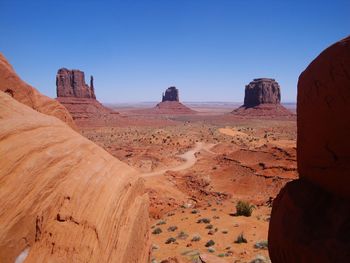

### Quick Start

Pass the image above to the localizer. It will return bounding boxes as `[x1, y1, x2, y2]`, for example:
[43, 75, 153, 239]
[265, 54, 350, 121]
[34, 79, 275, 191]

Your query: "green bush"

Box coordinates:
[234, 233, 247, 244]
[205, 240, 215, 247]
[235, 201, 255, 217]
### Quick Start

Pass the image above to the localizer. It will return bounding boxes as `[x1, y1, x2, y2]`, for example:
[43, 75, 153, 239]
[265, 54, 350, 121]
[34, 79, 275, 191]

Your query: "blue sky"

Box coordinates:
[1, 0, 349, 103]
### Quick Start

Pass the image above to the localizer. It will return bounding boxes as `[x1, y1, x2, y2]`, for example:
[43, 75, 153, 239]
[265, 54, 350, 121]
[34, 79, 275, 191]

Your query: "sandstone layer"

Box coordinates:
[0, 92, 150, 262]
[233, 78, 293, 117]
[0, 53, 76, 129]
[268, 36, 350, 262]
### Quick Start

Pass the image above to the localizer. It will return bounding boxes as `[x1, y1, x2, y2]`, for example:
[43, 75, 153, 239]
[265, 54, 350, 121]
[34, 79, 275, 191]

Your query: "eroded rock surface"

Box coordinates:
[0, 92, 150, 262]
[0, 53, 76, 129]
[268, 36, 350, 262]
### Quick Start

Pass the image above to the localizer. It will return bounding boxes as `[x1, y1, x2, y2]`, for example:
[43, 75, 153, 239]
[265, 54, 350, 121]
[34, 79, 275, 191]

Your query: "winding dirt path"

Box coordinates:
[142, 142, 216, 177]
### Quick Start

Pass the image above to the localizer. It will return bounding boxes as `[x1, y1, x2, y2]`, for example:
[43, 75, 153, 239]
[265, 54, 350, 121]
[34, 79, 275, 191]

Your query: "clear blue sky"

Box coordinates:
[1, 0, 349, 103]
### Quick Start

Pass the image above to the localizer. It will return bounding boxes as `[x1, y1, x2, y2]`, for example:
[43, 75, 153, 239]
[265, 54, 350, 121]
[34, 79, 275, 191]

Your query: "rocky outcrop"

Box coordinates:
[0, 91, 150, 262]
[244, 78, 281, 107]
[233, 78, 293, 117]
[56, 68, 96, 99]
[162, 86, 179, 102]
[55, 68, 121, 127]
[268, 36, 350, 262]
[0, 53, 76, 130]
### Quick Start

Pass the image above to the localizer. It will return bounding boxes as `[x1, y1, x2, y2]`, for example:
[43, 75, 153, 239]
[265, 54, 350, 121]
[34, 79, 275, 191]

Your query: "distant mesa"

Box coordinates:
[56, 68, 121, 127]
[233, 78, 293, 117]
[162, 86, 179, 102]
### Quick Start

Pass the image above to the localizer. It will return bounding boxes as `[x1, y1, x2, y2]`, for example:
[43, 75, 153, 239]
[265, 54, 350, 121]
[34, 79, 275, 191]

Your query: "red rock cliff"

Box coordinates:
[268, 36, 350, 262]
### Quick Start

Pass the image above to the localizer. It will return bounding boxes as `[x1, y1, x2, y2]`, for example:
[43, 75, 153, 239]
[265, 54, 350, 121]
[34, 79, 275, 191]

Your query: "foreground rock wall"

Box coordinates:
[0, 92, 150, 262]
[268, 36, 350, 262]
[0, 53, 76, 130]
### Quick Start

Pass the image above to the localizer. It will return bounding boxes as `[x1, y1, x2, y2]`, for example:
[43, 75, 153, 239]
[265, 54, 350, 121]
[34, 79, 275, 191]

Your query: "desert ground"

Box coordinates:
[81, 103, 297, 263]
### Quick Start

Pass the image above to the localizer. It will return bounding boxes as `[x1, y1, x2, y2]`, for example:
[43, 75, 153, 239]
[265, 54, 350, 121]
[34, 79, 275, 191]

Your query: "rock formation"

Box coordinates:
[268, 36, 350, 262]
[0, 53, 76, 130]
[0, 91, 150, 262]
[244, 78, 281, 107]
[233, 78, 293, 117]
[162, 86, 179, 102]
[55, 68, 121, 127]
[152, 86, 195, 114]
[56, 68, 96, 99]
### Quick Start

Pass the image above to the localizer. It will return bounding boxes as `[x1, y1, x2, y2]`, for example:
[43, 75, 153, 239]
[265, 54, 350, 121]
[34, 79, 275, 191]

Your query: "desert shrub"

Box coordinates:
[234, 233, 247, 244]
[207, 247, 215, 253]
[205, 240, 215, 247]
[177, 231, 189, 240]
[151, 244, 159, 250]
[254, 240, 268, 249]
[165, 237, 176, 244]
[205, 224, 213, 229]
[191, 209, 199, 214]
[156, 220, 166, 225]
[221, 229, 228, 234]
[197, 218, 211, 224]
[218, 253, 226, 257]
[191, 234, 201, 242]
[167, 225, 178, 232]
[152, 227, 162, 235]
[235, 201, 255, 217]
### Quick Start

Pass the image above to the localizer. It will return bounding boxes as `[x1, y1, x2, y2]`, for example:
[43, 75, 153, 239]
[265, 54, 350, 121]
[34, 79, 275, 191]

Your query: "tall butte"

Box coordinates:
[233, 78, 293, 117]
[56, 68, 120, 127]
[268, 36, 350, 262]
[152, 86, 195, 114]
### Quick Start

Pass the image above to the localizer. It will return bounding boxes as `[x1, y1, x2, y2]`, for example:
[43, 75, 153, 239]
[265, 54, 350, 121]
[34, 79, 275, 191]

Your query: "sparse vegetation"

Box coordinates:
[167, 225, 178, 232]
[152, 227, 162, 235]
[191, 234, 201, 242]
[221, 229, 228, 234]
[235, 200, 255, 217]
[165, 237, 176, 244]
[205, 240, 215, 247]
[234, 232, 247, 243]
[156, 220, 166, 225]
[177, 231, 189, 240]
[197, 218, 211, 224]
[254, 240, 268, 249]
[205, 224, 213, 229]
[207, 247, 215, 253]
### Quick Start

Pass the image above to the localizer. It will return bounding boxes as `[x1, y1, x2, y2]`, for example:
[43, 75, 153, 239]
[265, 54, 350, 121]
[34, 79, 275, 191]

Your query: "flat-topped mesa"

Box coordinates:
[56, 68, 96, 99]
[162, 86, 179, 102]
[244, 78, 281, 107]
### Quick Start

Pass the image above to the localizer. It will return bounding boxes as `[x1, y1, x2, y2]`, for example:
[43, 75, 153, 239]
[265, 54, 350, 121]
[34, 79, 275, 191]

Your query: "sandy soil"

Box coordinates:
[80, 104, 297, 263]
